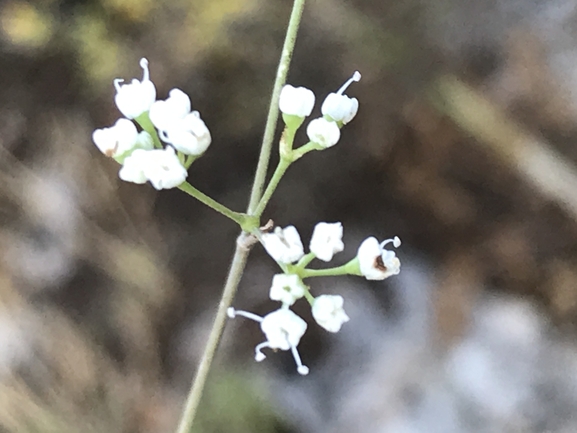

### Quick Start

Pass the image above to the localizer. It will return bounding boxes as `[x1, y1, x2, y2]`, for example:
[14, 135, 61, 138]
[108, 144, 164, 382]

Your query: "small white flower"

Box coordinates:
[357, 236, 401, 280]
[261, 226, 304, 264]
[160, 111, 212, 156]
[118, 149, 149, 184]
[279, 85, 315, 117]
[306, 118, 340, 148]
[309, 222, 344, 262]
[119, 146, 187, 190]
[92, 118, 139, 157]
[114, 58, 157, 119]
[312, 295, 350, 333]
[227, 307, 309, 375]
[149, 88, 191, 132]
[149, 89, 212, 155]
[321, 71, 361, 124]
[269, 274, 307, 306]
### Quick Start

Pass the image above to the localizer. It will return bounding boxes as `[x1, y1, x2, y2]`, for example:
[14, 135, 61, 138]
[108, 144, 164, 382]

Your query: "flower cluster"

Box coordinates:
[228, 222, 401, 375]
[278, 71, 361, 149]
[92, 58, 211, 190]
[92, 60, 403, 378]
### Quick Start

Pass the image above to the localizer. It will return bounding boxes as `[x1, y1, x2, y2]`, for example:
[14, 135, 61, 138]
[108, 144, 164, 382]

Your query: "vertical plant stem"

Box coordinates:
[247, 0, 306, 214]
[174, 1, 307, 432]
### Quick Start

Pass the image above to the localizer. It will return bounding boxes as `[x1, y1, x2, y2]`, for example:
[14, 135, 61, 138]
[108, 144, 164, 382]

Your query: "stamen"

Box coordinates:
[227, 308, 263, 323]
[255, 342, 269, 361]
[290, 345, 309, 375]
[140, 58, 150, 81]
[113, 78, 124, 92]
[336, 71, 362, 95]
[380, 236, 401, 249]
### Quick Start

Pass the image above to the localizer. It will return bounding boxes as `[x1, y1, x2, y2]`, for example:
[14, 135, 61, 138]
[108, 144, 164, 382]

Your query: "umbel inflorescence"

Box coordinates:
[229, 224, 401, 375]
[92, 58, 210, 190]
[92, 59, 401, 375]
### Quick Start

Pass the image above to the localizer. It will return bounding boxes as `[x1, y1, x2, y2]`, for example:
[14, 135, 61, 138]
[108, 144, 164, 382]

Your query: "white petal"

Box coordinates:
[309, 222, 344, 262]
[142, 147, 188, 190]
[118, 149, 149, 184]
[92, 118, 138, 157]
[163, 111, 211, 155]
[149, 88, 192, 132]
[357, 237, 386, 280]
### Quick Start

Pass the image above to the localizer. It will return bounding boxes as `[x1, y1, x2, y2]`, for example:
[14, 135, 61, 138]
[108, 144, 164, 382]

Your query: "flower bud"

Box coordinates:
[306, 117, 340, 148]
[279, 85, 315, 117]
[312, 295, 350, 333]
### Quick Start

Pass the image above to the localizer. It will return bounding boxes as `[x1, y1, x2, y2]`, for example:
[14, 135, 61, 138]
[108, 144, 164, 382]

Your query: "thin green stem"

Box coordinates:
[135, 112, 163, 149]
[300, 261, 360, 279]
[174, 245, 250, 433]
[254, 158, 291, 217]
[303, 288, 315, 305]
[292, 141, 322, 161]
[178, 182, 249, 228]
[174, 1, 307, 432]
[295, 252, 316, 269]
[247, 0, 306, 215]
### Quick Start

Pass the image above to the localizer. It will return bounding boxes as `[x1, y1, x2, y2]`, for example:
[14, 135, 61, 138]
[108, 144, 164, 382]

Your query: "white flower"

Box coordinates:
[160, 111, 211, 156]
[149, 88, 191, 131]
[114, 58, 157, 119]
[279, 85, 315, 117]
[119, 146, 187, 190]
[306, 118, 340, 148]
[309, 222, 344, 262]
[227, 307, 309, 375]
[261, 226, 304, 264]
[357, 236, 401, 280]
[321, 71, 361, 124]
[269, 274, 307, 306]
[92, 118, 138, 157]
[149, 89, 212, 155]
[312, 295, 350, 333]
[118, 149, 149, 184]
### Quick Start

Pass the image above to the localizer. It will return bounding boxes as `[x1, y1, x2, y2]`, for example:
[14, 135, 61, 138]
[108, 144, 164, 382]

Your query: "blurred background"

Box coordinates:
[3, 0, 577, 431]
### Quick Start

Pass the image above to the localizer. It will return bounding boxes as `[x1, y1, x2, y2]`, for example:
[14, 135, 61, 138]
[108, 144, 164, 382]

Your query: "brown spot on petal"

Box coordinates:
[375, 255, 388, 271]
[104, 140, 119, 157]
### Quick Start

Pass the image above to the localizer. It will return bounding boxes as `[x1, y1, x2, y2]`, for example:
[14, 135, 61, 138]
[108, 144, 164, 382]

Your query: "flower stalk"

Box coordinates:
[174, 0, 308, 431]
[177, 181, 257, 230]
